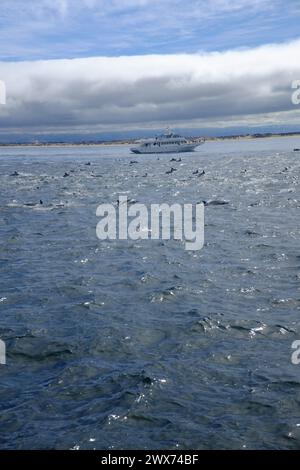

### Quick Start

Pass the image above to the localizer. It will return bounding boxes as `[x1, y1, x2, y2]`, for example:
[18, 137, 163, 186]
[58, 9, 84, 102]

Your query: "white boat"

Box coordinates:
[130, 129, 205, 154]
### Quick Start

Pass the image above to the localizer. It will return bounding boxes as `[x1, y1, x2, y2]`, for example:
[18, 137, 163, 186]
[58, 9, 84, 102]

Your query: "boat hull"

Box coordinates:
[130, 143, 202, 154]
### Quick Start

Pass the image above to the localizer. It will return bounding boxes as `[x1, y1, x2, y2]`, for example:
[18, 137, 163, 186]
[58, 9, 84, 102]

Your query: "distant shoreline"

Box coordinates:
[0, 132, 300, 148]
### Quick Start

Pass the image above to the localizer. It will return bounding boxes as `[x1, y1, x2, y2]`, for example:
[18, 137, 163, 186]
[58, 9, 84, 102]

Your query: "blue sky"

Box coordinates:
[0, 0, 300, 60]
[0, 1, 300, 140]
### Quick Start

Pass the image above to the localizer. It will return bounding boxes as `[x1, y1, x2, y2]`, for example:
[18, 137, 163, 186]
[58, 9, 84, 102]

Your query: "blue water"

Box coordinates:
[0, 137, 300, 449]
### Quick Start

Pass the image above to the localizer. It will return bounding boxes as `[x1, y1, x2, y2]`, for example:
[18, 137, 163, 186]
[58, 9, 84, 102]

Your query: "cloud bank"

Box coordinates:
[0, 39, 300, 137]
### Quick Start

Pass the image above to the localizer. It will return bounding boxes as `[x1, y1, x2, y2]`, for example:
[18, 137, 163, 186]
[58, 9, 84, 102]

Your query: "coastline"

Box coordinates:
[0, 132, 299, 148]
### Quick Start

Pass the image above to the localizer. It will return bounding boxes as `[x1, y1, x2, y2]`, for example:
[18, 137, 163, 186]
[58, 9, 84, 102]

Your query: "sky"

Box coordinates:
[0, 0, 300, 141]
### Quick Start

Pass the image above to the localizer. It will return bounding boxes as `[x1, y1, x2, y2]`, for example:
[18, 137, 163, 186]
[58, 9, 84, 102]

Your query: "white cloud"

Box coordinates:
[0, 39, 300, 135]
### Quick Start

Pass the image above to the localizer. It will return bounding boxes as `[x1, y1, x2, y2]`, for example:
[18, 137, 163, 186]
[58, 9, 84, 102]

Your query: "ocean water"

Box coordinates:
[0, 137, 300, 450]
